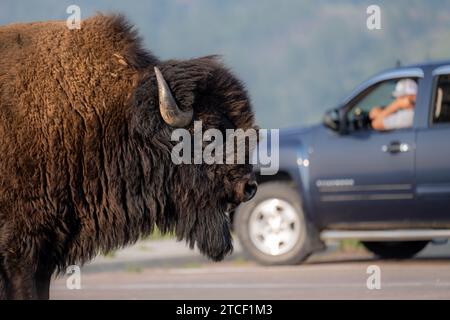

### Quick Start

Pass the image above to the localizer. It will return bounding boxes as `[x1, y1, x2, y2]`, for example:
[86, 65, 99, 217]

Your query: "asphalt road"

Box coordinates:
[50, 240, 450, 300]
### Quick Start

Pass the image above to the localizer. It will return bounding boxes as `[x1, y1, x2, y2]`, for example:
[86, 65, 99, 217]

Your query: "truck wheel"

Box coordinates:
[362, 241, 429, 259]
[234, 181, 311, 265]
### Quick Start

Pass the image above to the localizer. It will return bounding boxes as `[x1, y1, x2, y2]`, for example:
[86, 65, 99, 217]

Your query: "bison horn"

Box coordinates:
[154, 67, 193, 127]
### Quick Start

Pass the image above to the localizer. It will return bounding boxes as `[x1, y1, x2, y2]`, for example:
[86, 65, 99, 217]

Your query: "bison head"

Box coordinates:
[131, 56, 257, 261]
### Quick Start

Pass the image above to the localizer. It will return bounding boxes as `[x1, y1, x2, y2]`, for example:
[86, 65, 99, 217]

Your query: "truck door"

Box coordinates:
[311, 71, 423, 228]
[416, 67, 450, 225]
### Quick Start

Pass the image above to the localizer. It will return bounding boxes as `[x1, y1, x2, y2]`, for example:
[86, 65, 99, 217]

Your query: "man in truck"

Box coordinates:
[370, 78, 418, 131]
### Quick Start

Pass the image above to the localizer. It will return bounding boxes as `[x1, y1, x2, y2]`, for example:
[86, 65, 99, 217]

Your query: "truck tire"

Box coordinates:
[362, 241, 429, 259]
[234, 181, 312, 265]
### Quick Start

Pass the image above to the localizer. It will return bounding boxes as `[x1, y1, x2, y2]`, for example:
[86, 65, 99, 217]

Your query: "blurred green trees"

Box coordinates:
[2, 0, 449, 128]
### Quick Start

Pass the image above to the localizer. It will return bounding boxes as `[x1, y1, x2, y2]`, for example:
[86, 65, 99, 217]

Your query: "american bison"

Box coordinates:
[0, 14, 257, 299]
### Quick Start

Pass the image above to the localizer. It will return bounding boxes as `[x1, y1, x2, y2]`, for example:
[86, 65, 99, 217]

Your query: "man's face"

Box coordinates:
[397, 94, 416, 108]
[405, 94, 416, 103]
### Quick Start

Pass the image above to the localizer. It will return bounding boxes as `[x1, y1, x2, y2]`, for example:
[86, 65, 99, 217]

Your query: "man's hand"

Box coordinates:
[369, 106, 382, 119]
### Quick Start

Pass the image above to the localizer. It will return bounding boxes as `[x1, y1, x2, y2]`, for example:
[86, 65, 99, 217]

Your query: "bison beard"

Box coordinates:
[0, 14, 256, 299]
[180, 205, 233, 262]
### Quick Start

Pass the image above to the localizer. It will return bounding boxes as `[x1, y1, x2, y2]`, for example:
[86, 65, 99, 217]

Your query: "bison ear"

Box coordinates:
[154, 67, 193, 127]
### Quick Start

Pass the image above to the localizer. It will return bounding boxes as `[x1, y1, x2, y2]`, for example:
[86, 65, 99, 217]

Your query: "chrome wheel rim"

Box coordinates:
[248, 198, 301, 256]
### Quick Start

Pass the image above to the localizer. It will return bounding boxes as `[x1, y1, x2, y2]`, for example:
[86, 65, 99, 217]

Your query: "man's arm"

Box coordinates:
[371, 97, 414, 131]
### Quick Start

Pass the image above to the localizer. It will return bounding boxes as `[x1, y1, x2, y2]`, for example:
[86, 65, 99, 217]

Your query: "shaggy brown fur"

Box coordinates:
[0, 14, 256, 299]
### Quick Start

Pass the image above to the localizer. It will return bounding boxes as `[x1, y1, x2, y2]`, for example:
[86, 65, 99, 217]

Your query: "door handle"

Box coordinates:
[381, 141, 410, 154]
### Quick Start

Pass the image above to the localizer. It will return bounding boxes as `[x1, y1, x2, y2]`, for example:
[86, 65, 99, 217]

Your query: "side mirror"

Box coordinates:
[323, 108, 342, 132]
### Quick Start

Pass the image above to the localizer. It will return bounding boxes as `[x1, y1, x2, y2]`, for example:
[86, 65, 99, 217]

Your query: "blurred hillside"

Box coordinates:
[1, 0, 449, 128]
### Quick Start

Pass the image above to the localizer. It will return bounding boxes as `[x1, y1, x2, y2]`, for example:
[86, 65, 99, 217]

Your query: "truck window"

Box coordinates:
[350, 80, 397, 117]
[432, 74, 450, 124]
[346, 78, 417, 131]
[346, 80, 397, 131]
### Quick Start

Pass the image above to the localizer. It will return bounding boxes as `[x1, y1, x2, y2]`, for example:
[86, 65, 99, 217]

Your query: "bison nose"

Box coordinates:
[243, 180, 258, 202]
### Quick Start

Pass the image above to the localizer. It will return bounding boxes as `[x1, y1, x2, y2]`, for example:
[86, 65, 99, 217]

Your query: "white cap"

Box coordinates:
[392, 79, 418, 98]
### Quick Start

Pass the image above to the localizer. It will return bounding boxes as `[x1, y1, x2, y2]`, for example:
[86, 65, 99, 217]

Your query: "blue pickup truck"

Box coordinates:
[234, 60, 450, 265]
